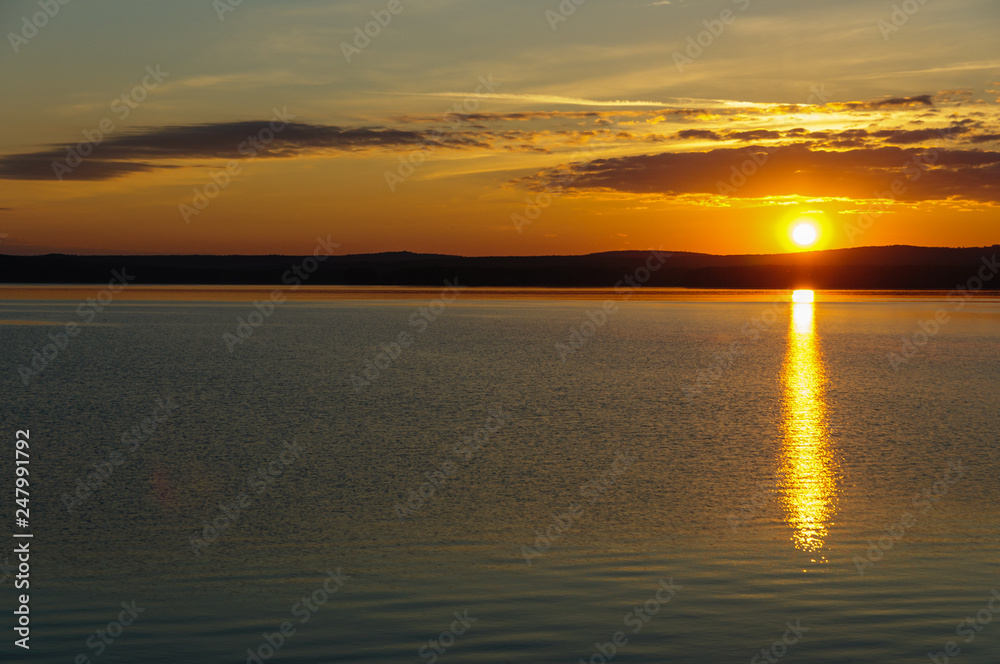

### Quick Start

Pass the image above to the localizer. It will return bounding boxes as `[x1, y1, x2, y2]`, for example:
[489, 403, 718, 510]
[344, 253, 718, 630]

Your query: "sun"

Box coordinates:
[791, 220, 819, 247]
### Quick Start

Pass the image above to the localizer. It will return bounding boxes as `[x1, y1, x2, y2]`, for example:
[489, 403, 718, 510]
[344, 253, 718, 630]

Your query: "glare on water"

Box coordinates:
[780, 297, 839, 557]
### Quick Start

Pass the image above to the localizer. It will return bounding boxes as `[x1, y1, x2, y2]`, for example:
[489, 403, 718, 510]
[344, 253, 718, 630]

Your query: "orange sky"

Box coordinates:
[1, 0, 998, 256]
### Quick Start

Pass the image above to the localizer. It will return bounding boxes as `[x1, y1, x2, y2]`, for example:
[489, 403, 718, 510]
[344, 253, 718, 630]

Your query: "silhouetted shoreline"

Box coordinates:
[2, 245, 997, 290]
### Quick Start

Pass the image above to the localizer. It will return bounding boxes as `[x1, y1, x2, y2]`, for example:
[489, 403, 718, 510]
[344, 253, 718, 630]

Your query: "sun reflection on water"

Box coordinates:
[780, 295, 838, 558]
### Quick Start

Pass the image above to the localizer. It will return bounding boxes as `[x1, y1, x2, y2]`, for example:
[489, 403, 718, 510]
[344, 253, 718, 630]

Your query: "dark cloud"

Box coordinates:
[833, 95, 936, 111]
[442, 111, 599, 122]
[0, 95, 988, 184]
[504, 144, 550, 153]
[795, 125, 969, 147]
[0, 155, 169, 181]
[521, 144, 1000, 202]
[830, 129, 869, 140]
[872, 95, 935, 107]
[727, 129, 781, 141]
[825, 139, 869, 149]
[674, 129, 781, 142]
[0, 121, 487, 181]
[969, 134, 1000, 143]
[871, 124, 970, 144]
[675, 129, 722, 140]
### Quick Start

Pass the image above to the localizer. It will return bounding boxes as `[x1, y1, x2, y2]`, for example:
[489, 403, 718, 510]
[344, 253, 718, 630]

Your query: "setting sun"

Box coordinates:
[791, 221, 820, 247]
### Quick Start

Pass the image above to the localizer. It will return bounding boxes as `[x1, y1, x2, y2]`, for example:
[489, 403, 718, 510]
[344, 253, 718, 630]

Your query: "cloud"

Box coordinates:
[870, 95, 935, 107]
[0, 121, 488, 181]
[384, 92, 799, 111]
[791, 124, 971, 147]
[846, 61, 1000, 81]
[389, 93, 965, 130]
[384, 92, 669, 107]
[395, 110, 604, 123]
[727, 129, 782, 141]
[520, 144, 1000, 203]
[3, 93, 993, 183]
[822, 95, 937, 113]
[871, 124, 970, 144]
[675, 129, 722, 141]
[674, 129, 797, 142]
[0, 156, 169, 181]
[393, 108, 711, 125]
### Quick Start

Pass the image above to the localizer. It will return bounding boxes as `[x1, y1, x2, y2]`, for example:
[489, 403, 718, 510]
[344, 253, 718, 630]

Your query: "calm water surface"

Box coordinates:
[0, 289, 998, 663]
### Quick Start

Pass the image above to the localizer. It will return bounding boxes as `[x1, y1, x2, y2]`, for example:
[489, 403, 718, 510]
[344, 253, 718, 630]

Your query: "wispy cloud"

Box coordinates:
[379, 92, 670, 107]
[843, 60, 1000, 81]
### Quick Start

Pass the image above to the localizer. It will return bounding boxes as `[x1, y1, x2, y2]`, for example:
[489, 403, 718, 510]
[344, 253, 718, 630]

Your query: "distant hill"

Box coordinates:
[1, 245, 998, 289]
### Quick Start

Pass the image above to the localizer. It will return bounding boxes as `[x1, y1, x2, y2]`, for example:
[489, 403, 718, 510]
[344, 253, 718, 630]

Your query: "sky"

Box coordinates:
[0, 0, 998, 256]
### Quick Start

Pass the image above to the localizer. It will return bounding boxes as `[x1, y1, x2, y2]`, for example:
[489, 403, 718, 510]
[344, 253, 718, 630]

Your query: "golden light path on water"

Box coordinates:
[780, 291, 839, 559]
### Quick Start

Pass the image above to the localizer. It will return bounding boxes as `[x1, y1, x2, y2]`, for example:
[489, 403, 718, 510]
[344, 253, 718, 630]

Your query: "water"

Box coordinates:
[1, 289, 998, 663]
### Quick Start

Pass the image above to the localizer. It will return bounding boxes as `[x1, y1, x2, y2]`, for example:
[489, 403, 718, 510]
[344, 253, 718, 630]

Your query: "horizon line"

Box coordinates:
[2, 243, 998, 260]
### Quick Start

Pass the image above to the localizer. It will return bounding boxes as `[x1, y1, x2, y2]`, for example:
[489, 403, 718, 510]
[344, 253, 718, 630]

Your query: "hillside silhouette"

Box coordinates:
[1, 245, 997, 289]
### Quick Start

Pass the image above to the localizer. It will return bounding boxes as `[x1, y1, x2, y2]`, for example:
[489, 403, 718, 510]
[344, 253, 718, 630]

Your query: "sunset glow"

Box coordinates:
[1, 1, 998, 256]
[792, 222, 820, 248]
[4, 2, 1000, 660]
[781, 297, 838, 556]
